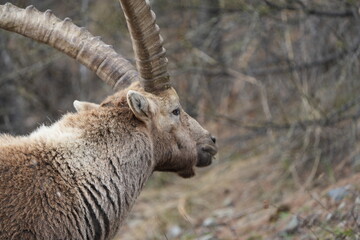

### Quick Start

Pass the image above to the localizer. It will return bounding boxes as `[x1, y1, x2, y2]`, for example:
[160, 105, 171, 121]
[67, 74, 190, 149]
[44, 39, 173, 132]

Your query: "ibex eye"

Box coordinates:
[172, 108, 180, 116]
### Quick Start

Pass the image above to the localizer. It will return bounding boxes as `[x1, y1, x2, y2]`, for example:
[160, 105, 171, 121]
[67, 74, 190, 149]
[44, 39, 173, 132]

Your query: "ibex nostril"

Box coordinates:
[211, 136, 216, 144]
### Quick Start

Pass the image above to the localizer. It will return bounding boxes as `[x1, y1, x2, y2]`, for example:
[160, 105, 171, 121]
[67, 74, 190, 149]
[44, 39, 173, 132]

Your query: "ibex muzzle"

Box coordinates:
[0, 0, 217, 239]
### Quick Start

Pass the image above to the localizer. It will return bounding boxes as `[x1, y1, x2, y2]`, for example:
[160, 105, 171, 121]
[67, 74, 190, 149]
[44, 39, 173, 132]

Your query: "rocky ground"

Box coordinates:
[115, 153, 360, 240]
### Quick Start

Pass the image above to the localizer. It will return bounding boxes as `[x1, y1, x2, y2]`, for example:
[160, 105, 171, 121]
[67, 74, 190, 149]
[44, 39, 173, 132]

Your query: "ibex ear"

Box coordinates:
[73, 100, 100, 112]
[127, 90, 154, 121]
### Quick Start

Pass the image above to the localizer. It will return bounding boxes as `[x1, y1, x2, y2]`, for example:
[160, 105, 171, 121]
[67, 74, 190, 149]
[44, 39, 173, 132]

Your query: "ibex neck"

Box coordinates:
[18, 108, 156, 239]
[50, 110, 155, 240]
[72, 131, 154, 239]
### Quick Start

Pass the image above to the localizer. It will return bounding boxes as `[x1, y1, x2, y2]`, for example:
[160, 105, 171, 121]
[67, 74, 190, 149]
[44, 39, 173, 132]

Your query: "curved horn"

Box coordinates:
[119, 0, 170, 92]
[0, 3, 139, 90]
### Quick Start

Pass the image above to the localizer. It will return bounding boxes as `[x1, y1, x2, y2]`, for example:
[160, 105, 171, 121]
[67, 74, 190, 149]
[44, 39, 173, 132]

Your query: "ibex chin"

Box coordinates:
[0, 1, 217, 240]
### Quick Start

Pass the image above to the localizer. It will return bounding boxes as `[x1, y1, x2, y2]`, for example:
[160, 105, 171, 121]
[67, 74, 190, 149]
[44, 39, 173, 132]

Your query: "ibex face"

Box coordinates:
[97, 83, 217, 178]
[124, 85, 217, 178]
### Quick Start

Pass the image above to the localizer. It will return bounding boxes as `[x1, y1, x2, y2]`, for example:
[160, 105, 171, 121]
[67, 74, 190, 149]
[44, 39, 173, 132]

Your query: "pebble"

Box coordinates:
[202, 217, 217, 227]
[327, 185, 351, 202]
[326, 213, 333, 221]
[338, 202, 346, 210]
[212, 207, 235, 218]
[167, 225, 182, 238]
[222, 197, 234, 207]
[284, 215, 300, 234]
[197, 233, 217, 240]
[337, 221, 346, 228]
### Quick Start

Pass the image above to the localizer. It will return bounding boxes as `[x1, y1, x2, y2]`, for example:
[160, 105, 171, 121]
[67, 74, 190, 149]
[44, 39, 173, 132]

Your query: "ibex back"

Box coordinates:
[0, 1, 217, 240]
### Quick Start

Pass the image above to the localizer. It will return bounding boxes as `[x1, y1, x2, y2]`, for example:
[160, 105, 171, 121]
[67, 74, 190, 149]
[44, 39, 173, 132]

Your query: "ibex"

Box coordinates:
[0, 1, 217, 239]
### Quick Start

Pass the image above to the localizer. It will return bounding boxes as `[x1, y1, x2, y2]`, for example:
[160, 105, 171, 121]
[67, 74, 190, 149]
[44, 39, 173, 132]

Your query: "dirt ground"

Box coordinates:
[115, 151, 360, 240]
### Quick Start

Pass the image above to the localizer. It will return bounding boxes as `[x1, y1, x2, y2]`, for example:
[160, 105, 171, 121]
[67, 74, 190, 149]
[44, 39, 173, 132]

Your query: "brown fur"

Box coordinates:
[0, 84, 217, 240]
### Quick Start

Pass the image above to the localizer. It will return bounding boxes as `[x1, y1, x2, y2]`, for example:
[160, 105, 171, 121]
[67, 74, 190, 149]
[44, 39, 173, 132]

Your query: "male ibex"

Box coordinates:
[0, 1, 217, 239]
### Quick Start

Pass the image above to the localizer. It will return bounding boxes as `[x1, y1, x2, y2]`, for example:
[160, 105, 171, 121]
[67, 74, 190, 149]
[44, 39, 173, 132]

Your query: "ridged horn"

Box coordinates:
[0, 3, 139, 90]
[118, 0, 171, 92]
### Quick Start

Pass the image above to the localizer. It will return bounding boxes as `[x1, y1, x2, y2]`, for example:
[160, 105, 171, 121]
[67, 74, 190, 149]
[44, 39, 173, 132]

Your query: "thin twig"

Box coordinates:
[264, 0, 355, 18]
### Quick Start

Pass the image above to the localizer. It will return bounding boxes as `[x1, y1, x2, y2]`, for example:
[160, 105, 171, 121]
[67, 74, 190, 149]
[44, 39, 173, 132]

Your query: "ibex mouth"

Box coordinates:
[196, 144, 218, 167]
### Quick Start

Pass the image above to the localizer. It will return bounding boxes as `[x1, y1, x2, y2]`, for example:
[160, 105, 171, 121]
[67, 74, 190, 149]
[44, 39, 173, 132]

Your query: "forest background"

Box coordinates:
[1, 0, 360, 239]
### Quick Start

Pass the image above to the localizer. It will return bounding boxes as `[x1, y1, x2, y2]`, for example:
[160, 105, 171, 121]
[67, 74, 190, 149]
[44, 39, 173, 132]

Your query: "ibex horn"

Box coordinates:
[0, 3, 139, 90]
[119, 0, 171, 93]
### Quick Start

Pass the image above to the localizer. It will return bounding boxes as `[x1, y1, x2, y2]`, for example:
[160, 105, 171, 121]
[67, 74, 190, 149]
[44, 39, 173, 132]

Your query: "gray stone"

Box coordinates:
[222, 197, 234, 207]
[197, 233, 217, 240]
[167, 225, 182, 238]
[338, 201, 346, 210]
[212, 207, 235, 218]
[284, 215, 300, 234]
[326, 213, 333, 221]
[202, 217, 217, 227]
[327, 185, 351, 202]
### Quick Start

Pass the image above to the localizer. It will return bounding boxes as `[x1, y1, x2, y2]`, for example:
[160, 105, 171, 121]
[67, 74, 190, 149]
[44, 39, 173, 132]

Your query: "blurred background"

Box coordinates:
[1, 0, 360, 239]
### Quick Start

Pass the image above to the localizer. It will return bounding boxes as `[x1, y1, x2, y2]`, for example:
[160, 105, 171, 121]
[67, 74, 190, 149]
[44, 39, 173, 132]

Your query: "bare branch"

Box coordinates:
[0, 3, 138, 90]
[264, 0, 355, 18]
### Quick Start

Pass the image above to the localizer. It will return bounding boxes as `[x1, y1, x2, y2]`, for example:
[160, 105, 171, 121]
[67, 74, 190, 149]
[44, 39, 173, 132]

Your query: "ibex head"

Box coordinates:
[0, 0, 217, 178]
[92, 82, 217, 178]
[116, 0, 217, 177]
[136, 87, 217, 178]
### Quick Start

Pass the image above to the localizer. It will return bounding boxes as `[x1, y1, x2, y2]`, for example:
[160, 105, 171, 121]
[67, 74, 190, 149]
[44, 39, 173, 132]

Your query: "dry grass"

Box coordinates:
[115, 150, 282, 239]
[115, 147, 360, 240]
